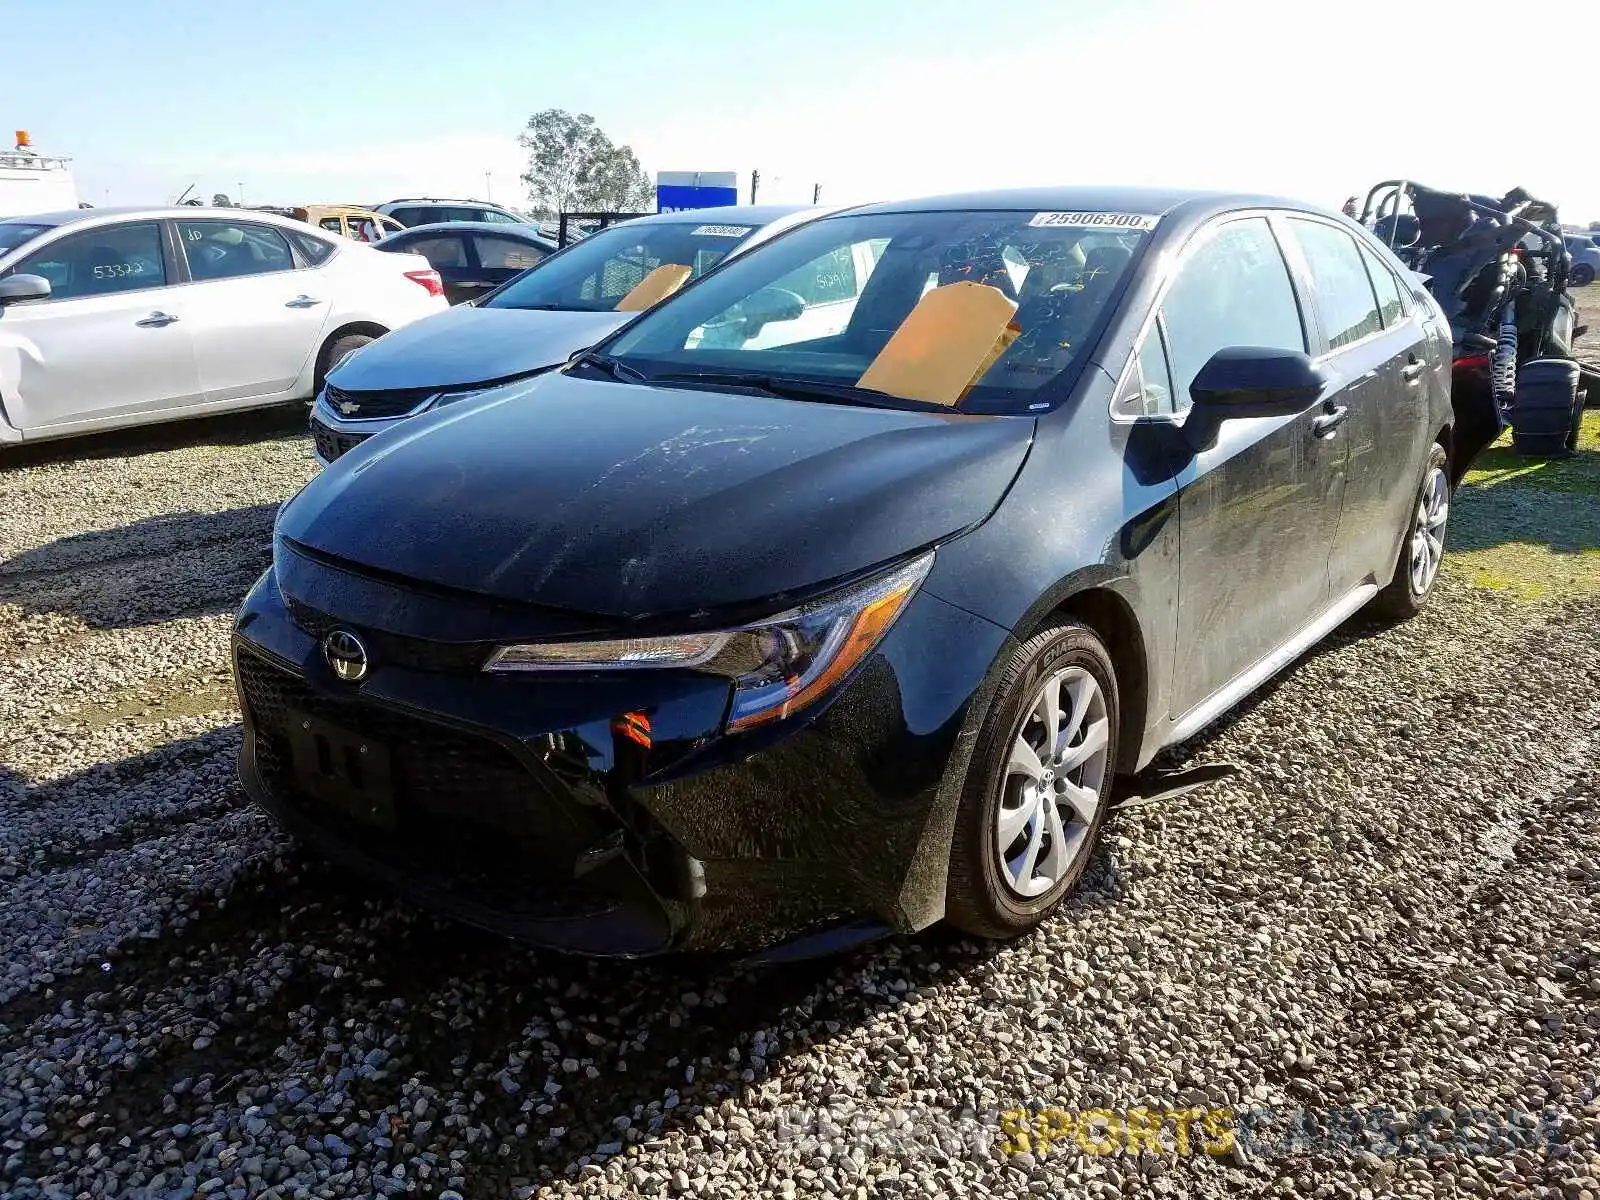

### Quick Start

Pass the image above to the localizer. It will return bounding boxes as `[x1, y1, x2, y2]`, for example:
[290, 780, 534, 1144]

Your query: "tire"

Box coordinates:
[316, 333, 376, 390]
[1573, 264, 1595, 287]
[946, 620, 1119, 940]
[1371, 443, 1450, 623]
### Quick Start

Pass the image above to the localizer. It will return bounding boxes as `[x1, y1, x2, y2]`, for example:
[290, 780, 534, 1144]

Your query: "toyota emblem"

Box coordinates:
[323, 629, 369, 683]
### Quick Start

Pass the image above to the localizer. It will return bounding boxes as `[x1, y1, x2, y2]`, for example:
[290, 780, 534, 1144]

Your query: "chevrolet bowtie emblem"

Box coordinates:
[338, 400, 359, 416]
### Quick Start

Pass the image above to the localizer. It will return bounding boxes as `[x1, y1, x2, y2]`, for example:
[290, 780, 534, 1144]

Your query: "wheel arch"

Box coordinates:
[1023, 583, 1152, 775]
[314, 321, 389, 391]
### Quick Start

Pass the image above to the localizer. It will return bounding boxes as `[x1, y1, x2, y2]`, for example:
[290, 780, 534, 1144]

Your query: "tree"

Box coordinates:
[519, 109, 655, 217]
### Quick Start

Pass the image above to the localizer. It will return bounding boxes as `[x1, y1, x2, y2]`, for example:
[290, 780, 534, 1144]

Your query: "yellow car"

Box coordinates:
[295, 206, 404, 244]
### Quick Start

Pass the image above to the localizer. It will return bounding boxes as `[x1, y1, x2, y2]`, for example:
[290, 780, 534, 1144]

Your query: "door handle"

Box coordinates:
[135, 311, 179, 328]
[286, 295, 324, 308]
[1401, 358, 1425, 384]
[1312, 405, 1350, 438]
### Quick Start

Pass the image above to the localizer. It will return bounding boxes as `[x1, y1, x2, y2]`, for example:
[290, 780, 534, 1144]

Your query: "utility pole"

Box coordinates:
[813, 183, 821, 204]
[237, 182, 245, 207]
[750, 169, 759, 204]
[485, 171, 492, 201]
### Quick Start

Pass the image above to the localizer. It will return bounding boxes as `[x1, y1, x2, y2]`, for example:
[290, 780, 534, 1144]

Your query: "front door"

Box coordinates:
[1, 219, 202, 433]
[176, 217, 331, 403]
[1153, 215, 1350, 719]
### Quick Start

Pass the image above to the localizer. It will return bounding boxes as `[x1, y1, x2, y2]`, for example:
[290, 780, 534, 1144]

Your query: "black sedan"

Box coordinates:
[233, 187, 1458, 958]
[376, 221, 557, 305]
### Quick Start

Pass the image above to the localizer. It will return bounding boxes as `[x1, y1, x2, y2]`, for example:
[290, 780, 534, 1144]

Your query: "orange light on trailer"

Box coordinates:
[14, 130, 30, 149]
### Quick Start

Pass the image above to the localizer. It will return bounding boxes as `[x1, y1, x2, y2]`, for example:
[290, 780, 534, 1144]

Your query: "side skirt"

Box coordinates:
[1162, 582, 1378, 749]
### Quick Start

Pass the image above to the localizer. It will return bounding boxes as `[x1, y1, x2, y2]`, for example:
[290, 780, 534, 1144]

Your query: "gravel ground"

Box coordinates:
[2, 404, 1598, 1200]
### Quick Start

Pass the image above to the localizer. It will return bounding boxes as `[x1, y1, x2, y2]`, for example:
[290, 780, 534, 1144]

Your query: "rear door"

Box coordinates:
[1152, 214, 1349, 719]
[0, 219, 202, 432]
[176, 217, 333, 403]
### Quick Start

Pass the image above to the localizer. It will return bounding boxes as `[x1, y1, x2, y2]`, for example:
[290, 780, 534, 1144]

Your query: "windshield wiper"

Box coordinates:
[643, 371, 948, 412]
[569, 351, 647, 383]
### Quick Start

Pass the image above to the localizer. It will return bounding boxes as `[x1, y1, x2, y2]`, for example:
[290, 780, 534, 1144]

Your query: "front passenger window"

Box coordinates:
[1159, 217, 1306, 410]
[16, 222, 167, 300]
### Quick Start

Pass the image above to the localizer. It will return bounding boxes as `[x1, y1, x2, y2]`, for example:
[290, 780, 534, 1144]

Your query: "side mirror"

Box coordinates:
[0, 273, 51, 305]
[1184, 347, 1327, 450]
[1190, 346, 1327, 415]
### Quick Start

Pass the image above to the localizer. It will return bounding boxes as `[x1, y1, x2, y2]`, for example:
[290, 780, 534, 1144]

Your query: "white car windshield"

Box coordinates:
[484, 220, 763, 313]
[602, 209, 1153, 413]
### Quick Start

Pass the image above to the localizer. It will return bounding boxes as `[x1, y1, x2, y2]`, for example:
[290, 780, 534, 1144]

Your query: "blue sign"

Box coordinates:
[656, 171, 739, 213]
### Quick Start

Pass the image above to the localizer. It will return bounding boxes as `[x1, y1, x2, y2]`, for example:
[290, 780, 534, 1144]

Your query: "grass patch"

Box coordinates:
[1461, 408, 1600, 496]
[1448, 408, 1600, 600]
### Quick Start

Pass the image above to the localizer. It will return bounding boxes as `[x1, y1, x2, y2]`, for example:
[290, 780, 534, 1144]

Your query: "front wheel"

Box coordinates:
[946, 621, 1119, 939]
[1371, 443, 1451, 622]
[1572, 264, 1595, 287]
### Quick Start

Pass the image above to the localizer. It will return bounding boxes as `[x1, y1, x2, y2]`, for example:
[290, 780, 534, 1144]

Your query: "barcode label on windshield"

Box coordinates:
[1027, 212, 1159, 230]
[692, 224, 753, 237]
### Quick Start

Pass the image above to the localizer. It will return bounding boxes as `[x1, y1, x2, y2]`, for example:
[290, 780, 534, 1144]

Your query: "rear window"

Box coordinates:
[0, 222, 53, 257]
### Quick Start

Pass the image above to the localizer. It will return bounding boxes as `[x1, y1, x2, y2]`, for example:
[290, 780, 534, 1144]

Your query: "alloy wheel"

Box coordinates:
[1409, 465, 1449, 595]
[998, 666, 1111, 897]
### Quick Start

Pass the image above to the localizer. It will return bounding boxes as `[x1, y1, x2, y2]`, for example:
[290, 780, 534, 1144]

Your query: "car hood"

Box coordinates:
[278, 373, 1035, 618]
[328, 305, 631, 392]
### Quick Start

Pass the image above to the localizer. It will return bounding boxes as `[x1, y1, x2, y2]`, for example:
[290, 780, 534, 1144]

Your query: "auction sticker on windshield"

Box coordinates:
[692, 225, 755, 237]
[1027, 212, 1160, 230]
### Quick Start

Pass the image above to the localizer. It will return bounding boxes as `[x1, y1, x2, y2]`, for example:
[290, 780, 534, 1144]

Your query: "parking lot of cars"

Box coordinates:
[1, 180, 1598, 1197]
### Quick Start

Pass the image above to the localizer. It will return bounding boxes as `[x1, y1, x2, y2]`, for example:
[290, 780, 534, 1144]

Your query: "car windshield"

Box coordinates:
[0, 222, 54, 256]
[484, 220, 764, 313]
[602, 209, 1153, 413]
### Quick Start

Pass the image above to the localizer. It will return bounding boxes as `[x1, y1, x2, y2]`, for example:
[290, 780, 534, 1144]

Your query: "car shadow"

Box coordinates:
[0, 404, 307, 470]
[0, 503, 279, 628]
[0, 724, 1132, 1192]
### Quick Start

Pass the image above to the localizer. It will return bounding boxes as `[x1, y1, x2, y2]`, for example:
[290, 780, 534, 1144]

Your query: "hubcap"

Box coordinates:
[998, 666, 1111, 898]
[1409, 466, 1449, 595]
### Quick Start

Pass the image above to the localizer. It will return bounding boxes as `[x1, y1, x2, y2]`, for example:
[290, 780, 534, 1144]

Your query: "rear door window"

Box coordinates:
[1287, 218, 1383, 350]
[178, 220, 296, 281]
[1157, 216, 1306, 410]
[472, 235, 546, 271]
[15, 221, 168, 299]
[1358, 243, 1406, 329]
[407, 234, 469, 268]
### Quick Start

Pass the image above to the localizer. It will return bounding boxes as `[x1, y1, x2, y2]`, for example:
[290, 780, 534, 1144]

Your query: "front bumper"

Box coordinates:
[232, 561, 1011, 956]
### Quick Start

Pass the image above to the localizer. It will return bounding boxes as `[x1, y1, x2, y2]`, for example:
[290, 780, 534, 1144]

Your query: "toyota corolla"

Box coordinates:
[233, 187, 1459, 958]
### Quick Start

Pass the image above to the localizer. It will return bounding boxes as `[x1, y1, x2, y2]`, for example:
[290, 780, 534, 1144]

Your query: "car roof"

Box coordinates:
[387, 221, 556, 242]
[1, 205, 317, 230]
[843, 185, 1326, 219]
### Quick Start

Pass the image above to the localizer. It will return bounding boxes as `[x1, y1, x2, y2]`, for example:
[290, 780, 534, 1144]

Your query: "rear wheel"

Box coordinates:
[316, 333, 377, 393]
[1371, 443, 1450, 622]
[946, 621, 1119, 939]
[1573, 264, 1595, 287]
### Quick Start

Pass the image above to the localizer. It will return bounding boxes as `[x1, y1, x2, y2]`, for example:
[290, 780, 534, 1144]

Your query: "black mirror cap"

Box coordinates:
[0, 273, 52, 305]
[1189, 346, 1328, 417]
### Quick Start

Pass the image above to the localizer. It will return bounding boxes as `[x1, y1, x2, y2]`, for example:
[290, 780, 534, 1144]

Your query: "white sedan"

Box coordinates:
[0, 207, 448, 445]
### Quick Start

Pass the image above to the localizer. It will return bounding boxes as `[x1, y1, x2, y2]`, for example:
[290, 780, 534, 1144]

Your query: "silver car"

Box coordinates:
[1565, 234, 1600, 286]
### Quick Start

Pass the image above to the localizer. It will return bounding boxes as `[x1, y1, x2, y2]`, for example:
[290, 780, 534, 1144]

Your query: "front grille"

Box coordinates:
[311, 417, 371, 463]
[323, 382, 436, 421]
[285, 596, 491, 674]
[237, 648, 617, 915]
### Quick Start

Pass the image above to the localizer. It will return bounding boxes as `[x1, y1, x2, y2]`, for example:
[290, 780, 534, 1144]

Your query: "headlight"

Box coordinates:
[484, 553, 934, 732]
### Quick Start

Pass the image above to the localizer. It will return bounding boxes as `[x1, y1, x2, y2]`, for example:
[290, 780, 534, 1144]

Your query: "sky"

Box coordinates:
[4, 0, 1598, 221]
